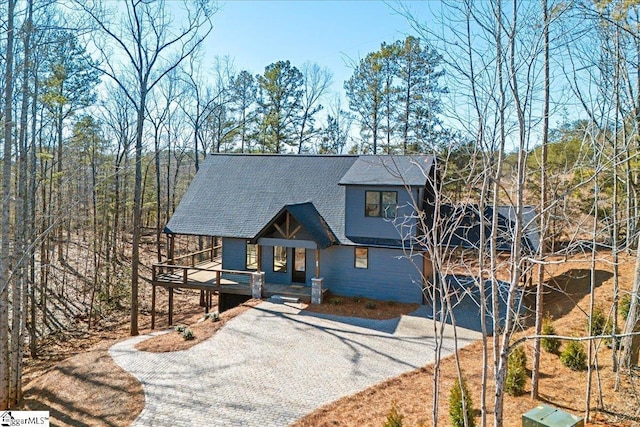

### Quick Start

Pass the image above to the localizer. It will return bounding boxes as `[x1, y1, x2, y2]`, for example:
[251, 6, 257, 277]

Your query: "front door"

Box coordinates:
[292, 247, 306, 283]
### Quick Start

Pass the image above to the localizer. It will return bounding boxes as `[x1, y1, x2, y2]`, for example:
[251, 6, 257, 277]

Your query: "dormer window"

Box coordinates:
[365, 191, 397, 218]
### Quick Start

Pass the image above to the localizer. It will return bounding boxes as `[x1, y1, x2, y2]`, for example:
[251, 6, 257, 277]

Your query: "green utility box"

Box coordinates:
[522, 404, 584, 427]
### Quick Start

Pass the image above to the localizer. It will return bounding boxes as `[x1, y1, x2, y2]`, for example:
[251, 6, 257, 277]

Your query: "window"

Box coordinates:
[294, 248, 305, 272]
[273, 246, 287, 272]
[365, 191, 397, 218]
[355, 247, 368, 269]
[246, 243, 257, 270]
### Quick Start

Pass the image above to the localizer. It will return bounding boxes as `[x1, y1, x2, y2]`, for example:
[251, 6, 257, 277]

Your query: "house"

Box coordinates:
[162, 154, 438, 305]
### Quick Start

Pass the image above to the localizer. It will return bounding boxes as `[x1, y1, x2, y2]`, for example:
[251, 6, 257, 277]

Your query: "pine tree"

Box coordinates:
[256, 60, 304, 153]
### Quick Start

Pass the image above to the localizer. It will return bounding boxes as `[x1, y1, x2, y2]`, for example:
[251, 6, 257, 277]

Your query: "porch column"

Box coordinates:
[422, 252, 434, 304]
[312, 277, 324, 305]
[251, 271, 265, 299]
[312, 249, 323, 304]
[168, 234, 175, 263]
[257, 244, 262, 272]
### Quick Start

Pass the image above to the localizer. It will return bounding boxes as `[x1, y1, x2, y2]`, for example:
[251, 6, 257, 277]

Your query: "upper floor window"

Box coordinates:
[365, 191, 397, 218]
[246, 242, 258, 270]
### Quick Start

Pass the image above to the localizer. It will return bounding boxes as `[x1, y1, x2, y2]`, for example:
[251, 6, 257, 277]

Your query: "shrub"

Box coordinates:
[603, 322, 621, 349]
[587, 307, 606, 336]
[382, 402, 404, 427]
[365, 301, 377, 309]
[174, 325, 187, 333]
[560, 340, 587, 371]
[620, 294, 632, 321]
[541, 314, 560, 354]
[449, 377, 475, 427]
[205, 311, 220, 322]
[505, 347, 527, 396]
[329, 297, 344, 305]
[182, 328, 195, 340]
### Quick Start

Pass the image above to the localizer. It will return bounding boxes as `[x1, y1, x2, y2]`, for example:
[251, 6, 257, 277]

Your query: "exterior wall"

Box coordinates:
[221, 237, 247, 271]
[320, 245, 424, 304]
[223, 239, 315, 286]
[222, 238, 426, 304]
[263, 245, 289, 284]
[344, 186, 418, 241]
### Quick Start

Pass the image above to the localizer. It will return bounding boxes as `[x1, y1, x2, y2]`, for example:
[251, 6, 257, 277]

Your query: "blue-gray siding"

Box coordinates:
[344, 186, 418, 241]
[320, 246, 423, 304]
[221, 238, 248, 271]
[222, 238, 424, 304]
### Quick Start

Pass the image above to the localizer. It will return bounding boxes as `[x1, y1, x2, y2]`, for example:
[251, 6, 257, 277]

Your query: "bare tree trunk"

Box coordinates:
[0, 0, 16, 409]
[131, 91, 145, 336]
[491, 2, 507, 423]
[585, 144, 600, 421]
[531, 0, 549, 398]
[495, 2, 528, 423]
[11, 0, 33, 405]
[28, 45, 40, 359]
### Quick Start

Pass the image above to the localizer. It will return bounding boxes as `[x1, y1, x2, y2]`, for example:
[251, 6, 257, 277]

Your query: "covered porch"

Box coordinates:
[150, 239, 327, 328]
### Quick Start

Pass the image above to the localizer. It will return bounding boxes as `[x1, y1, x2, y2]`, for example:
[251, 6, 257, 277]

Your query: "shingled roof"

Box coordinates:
[339, 155, 433, 186]
[165, 154, 359, 243]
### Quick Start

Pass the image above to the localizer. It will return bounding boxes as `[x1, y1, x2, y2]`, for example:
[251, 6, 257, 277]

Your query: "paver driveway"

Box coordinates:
[110, 301, 481, 426]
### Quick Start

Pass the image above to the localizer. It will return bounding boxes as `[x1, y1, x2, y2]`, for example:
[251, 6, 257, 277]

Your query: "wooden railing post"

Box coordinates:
[151, 284, 156, 329]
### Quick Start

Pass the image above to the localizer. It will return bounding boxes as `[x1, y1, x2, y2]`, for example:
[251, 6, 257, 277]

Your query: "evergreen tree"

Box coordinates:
[395, 36, 447, 153]
[256, 60, 304, 153]
[345, 52, 383, 153]
[345, 36, 446, 154]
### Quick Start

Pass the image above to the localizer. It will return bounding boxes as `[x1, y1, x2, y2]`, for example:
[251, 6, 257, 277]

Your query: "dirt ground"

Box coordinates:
[18, 252, 640, 426]
[293, 253, 640, 426]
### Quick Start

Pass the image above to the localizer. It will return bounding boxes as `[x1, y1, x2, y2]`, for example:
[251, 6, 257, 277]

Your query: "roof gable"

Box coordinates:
[253, 202, 338, 249]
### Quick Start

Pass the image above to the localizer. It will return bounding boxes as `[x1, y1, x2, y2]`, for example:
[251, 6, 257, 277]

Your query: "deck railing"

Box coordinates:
[151, 262, 255, 329]
[152, 262, 253, 287]
[167, 244, 222, 267]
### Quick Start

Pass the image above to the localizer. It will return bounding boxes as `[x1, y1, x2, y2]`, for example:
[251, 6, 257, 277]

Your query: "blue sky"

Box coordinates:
[202, 1, 431, 96]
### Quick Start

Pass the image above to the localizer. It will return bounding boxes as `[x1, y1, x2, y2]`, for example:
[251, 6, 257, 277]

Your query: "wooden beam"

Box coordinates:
[168, 234, 175, 263]
[257, 245, 262, 272]
[168, 287, 174, 326]
[286, 212, 290, 238]
[274, 223, 286, 239]
[290, 224, 302, 238]
[315, 249, 320, 278]
[151, 284, 156, 329]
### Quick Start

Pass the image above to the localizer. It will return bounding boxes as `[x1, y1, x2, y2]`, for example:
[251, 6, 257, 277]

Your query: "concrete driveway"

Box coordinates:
[110, 301, 481, 426]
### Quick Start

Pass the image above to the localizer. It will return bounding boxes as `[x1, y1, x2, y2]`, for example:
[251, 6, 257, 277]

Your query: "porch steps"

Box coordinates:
[270, 295, 300, 304]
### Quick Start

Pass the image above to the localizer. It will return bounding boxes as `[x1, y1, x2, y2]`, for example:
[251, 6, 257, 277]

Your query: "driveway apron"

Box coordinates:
[110, 301, 481, 426]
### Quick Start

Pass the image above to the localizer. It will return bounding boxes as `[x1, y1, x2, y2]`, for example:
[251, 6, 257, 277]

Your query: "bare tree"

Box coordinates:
[0, 0, 16, 410]
[78, 0, 214, 335]
[297, 62, 332, 153]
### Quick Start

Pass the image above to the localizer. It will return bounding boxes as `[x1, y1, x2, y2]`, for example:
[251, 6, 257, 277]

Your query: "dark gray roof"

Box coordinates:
[339, 155, 434, 186]
[165, 154, 358, 243]
[253, 202, 338, 249]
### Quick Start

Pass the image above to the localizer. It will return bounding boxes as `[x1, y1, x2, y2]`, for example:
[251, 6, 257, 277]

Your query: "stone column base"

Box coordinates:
[251, 272, 265, 299]
[311, 277, 324, 304]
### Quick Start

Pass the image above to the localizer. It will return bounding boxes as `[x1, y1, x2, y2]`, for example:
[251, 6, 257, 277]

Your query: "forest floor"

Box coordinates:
[17, 251, 640, 426]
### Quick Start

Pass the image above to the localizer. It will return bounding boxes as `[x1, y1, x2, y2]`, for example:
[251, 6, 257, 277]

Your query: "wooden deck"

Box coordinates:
[151, 260, 320, 328]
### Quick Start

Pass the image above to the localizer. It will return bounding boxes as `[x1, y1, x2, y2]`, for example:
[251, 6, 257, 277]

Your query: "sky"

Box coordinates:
[201, 1, 432, 98]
